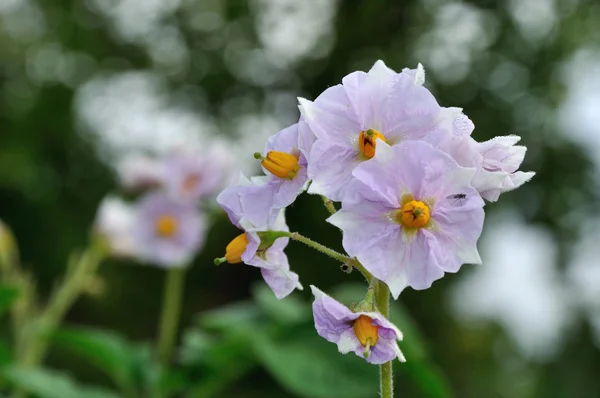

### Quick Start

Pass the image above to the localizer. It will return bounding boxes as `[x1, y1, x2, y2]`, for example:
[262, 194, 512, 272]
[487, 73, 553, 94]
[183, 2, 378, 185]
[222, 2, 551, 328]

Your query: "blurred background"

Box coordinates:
[1, 0, 600, 397]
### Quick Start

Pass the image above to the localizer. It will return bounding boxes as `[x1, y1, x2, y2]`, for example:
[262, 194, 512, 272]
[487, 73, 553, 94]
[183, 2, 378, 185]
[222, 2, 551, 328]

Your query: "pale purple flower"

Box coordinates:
[164, 141, 236, 203]
[328, 141, 485, 298]
[310, 286, 405, 365]
[216, 174, 279, 231]
[472, 136, 535, 202]
[117, 155, 164, 191]
[94, 195, 139, 258]
[429, 110, 534, 202]
[257, 121, 314, 208]
[298, 60, 444, 201]
[133, 192, 205, 267]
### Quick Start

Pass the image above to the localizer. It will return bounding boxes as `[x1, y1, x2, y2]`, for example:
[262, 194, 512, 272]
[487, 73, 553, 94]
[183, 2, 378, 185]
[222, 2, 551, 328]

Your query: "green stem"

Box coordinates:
[321, 196, 337, 215]
[272, 231, 373, 282]
[375, 281, 393, 398]
[19, 244, 104, 368]
[157, 267, 186, 367]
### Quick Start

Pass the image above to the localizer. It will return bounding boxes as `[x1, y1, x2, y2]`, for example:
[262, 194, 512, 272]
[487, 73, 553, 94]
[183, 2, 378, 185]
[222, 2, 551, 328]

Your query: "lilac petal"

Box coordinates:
[342, 60, 396, 130]
[327, 197, 400, 256]
[338, 328, 363, 355]
[268, 165, 309, 209]
[264, 124, 300, 155]
[403, 231, 446, 291]
[298, 87, 360, 144]
[307, 139, 362, 201]
[260, 250, 302, 299]
[297, 118, 316, 160]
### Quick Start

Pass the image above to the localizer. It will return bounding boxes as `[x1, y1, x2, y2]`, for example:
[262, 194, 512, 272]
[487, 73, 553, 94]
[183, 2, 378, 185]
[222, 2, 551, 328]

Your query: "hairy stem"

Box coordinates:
[271, 231, 373, 282]
[157, 267, 186, 367]
[376, 281, 393, 398]
[321, 196, 337, 215]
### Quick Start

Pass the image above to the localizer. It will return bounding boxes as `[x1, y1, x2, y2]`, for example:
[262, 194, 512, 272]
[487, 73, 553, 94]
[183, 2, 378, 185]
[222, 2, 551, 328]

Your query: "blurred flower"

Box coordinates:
[328, 141, 484, 298]
[164, 141, 236, 204]
[217, 210, 301, 299]
[310, 286, 405, 365]
[133, 192, 205, 267]
[117, 154, 165, 191]
[298, 60, 442, 201]
[94, 196, 139, 258]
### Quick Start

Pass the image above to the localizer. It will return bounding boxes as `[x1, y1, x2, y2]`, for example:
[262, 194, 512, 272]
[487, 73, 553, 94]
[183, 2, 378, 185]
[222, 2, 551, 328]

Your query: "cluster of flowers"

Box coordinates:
[215, 60, 534, 364]
[95, 144, 234, 267]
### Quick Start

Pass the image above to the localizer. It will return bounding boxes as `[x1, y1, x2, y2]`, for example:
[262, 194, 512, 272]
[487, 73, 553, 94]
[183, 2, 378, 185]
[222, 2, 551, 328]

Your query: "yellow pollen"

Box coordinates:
[155, 215, 178, 238]
[261, 151, 300, 179]
[225, 233, 249, 264]
[399, 200, 430, 229]
[359, 129, 386, 159]
[353, 315, 379, 347]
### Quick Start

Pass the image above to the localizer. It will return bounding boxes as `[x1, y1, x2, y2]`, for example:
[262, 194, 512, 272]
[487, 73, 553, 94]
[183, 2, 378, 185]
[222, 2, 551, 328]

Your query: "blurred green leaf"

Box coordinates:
[0, 285, 19, 316]
[198, 301, 262, 332]
[179, 329, 215, 365]
[3, 367, 120, 398]
[251, 283, 309, 325]
[52, 327, 135, 394]
[401, 360, 453, 398]
[0, 341, 12, 367]
[255, 333, 379, 398]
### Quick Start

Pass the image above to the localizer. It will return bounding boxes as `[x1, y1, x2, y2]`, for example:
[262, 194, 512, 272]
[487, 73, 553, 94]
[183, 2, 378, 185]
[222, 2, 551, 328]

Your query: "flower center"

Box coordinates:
[155, 215, 178, 238]
[225, 233, 249, 264]
[398, 200, 430, 229]
[182, 174, 201, 192]
[359, 129, 386, 159]
[353, 315, 379, 347]
[261, 151, 300, 180]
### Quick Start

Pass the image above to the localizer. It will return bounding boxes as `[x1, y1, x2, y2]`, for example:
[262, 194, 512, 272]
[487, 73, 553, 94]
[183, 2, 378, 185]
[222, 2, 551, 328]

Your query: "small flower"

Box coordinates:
[299, 60, 442, 201]
[215, 210, 302, 299]
[328, 141, 485, 298]
[117, 155, 164, 191]
[472, 136, 535, 202]
[216, 174, 279, 231]
[429, 111, 535, 202]
[164, 142, 236, 203]
[94, 196, 139, 258]
[133, 192, 205, 267]
[310, 286, 405, 364]
[254, 121, 313, 208]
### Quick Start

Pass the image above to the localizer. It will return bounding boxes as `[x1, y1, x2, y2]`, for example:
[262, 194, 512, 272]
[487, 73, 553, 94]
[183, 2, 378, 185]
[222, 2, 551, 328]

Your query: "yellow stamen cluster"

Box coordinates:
[353, 315, 379, 348]
[261, 151, 300, 180]
[358, 129, 386, 159]
[155, 215, 178, 238]
[398, 200, 430, 229]
[225, 233, 249, 264]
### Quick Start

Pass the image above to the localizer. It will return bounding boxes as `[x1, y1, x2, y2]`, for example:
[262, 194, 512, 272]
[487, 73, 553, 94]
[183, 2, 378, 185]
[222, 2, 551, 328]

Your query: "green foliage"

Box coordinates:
[0, 286, 19, 317]
[2, 367, 120, 398]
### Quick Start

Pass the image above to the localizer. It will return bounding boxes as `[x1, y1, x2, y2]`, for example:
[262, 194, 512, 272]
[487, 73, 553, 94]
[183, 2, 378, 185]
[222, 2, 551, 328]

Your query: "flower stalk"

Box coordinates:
[376, 281, 393, 398]
[157, 267, 186, 366]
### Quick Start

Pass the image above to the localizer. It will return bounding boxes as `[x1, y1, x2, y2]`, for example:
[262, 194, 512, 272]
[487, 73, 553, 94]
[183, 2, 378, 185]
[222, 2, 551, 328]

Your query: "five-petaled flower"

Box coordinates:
[328, 141, 485, 298]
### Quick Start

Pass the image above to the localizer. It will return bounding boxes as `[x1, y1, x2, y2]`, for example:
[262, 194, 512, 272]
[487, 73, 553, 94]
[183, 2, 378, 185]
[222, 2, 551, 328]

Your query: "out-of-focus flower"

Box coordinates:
[216, 174, 279, 231]
[164, 141, 237, 203]
[133, 192, 205, 267]
[94, 196, 139, 258]
[116, 155, 165, 191]
[311, 286, 405, 364]
[328, 141, 485, 298]
[255, 121, 313, 208]
[299, 60, 443, 201]
[217, 210, 301, 299]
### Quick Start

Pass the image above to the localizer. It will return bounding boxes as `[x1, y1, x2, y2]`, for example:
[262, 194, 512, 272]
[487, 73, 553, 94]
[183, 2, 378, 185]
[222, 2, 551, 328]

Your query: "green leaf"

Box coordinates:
[198, 301, 262, 332]
[52, 327, 135, 393]
[3, 367, 120, 398]
[251, 283, 309, 325]
[255, 333, 379, 398]
[401, 360, 453, 398]
[0, 285, 19, 316]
